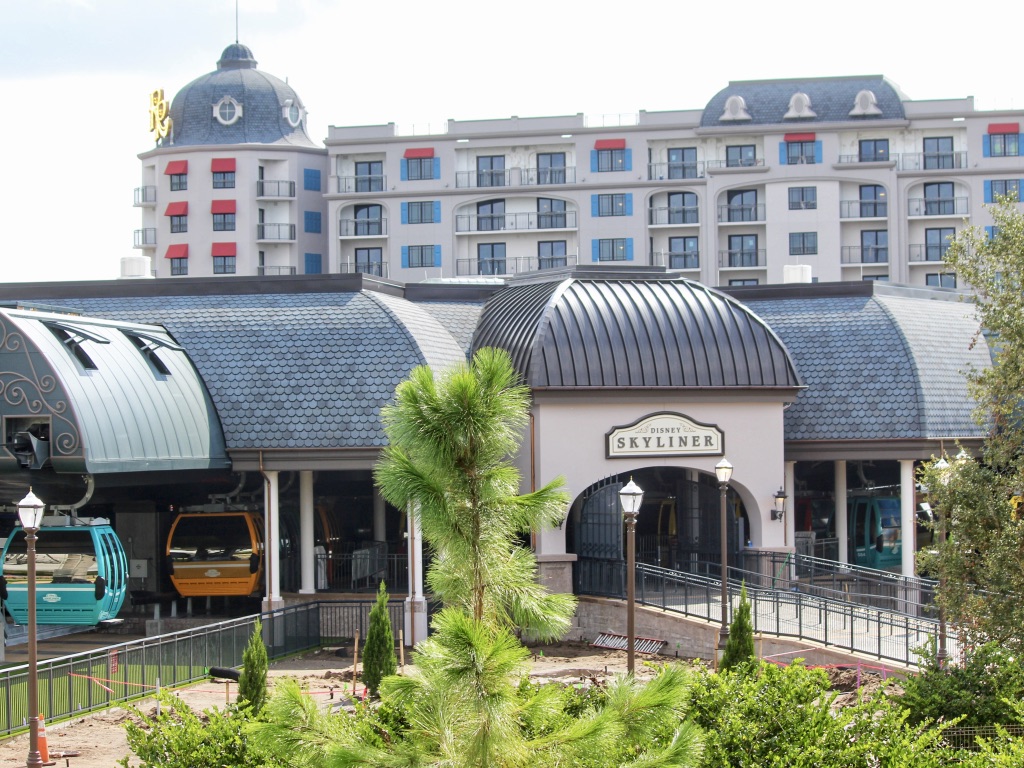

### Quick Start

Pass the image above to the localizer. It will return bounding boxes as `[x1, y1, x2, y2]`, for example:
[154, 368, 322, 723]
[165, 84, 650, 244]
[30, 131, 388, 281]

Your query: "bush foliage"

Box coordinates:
[362, 580, 398, 696]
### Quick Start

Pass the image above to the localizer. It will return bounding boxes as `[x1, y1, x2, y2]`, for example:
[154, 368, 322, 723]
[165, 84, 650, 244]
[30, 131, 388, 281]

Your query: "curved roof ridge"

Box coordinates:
[364, 291, 466, 374]
[871, 296, 928, 436]
[526, 279, 577, 387]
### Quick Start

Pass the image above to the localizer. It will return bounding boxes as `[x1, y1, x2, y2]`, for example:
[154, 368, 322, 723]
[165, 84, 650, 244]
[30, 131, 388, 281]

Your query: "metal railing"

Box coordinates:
[898, 152, 968, 171]
[907, 197, 969, 217]
[455, 253, 578, 277]
[908, 244, 951, 262]
[339, 218, 389, 237]
[337, 175, 387, 193]
[338, 260, 389, 278]
[718, 249, 766, 268]
[257, 180, 296, 198]
[257, 223, 296, 241]
[648, 161, 705, 180]
[651, 251, 700, 270]
[257, 265, 297, 276]
[455, 169, 514, 189]
[133, 186, 157, 206]
[521, 167, 576, 185]
[837, 154, 893, 165]
[841, 246, 889, 264]
[649, 206, 699, 226]
[717, 204, 765, 222]
[455, 211, 578, 233]
[840, 200, 888, 218]
[133, 228, 157, 248]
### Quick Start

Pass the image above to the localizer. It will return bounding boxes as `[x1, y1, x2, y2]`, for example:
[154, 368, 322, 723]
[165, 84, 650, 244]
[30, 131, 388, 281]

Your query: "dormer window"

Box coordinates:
[283, 99, 304, 128]
[720, 95, 751, 122]
[44, 322, 110, 371]
[784, 92, 816, 120]
[214, 96, 243, 126]
[850, 90, 882, 117]
[123, 331, 182, 376]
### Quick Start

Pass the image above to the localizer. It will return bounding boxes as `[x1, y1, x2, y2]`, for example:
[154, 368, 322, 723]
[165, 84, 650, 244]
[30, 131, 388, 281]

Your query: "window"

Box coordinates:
[726, 145, 756, 167]
[991, 179, 1020, 201]
[596, 148, 626, 172]
[727, 234, 758, 267]
[537, 153, 567, 184]
[170, 215, 187, 233]
[789, 186, 817, 210]
[668, 147, 698, 179]
[729, 278, 759, 286]
[405, 157, 435, 180]
[789, 232, 818, 255]
[990, 133, 1020, 157]
[597, 194, 628, 217]
[477, 200, 505, 231]
[355, 161, 384, 192]
[303, 168, 321, 192]
[926, 227, 955, 261]
[597, 238, 629, 261]
[213, 213, 236, 231]
[304, 210, 322, 234]
[169, 257, 188, 276]
[668, 192, 698, 224]
[924, 182, 954, 215]
[538, 241, 567, 269]
[354, 205, 382, 236]
[407, 245, 435, 268]
[859, 185, 887, 217]
[861, 230, 888, 263]
[478, 243, 506, 275]
[727, 189, 757, 222]
[668, 236, 698, 269]
[927, 273, 957, 288]
[355, 247, 384, 276]
[476, 156, 505, 187]
[406, 201, 437, 224]
[923, 137, 955, 170]
[786, 141, 816, 165]
[538, 198, 566, 229]
[170, 173, 187, 191]
[215, 96, 241, 126]
[213, 256, 236, 274]
[858, 139, 890, 162]
[213, 172, 235, 189]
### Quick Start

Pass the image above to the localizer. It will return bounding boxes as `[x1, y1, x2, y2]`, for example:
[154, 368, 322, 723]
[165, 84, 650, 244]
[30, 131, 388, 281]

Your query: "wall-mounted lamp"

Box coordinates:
[771, 487, 787, 521]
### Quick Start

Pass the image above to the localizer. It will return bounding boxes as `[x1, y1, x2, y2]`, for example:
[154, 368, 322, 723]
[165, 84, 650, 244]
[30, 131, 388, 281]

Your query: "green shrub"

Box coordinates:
[362, 581, 398, 696]
[720, 583, 755, 673]
[237, 617, 269, 712]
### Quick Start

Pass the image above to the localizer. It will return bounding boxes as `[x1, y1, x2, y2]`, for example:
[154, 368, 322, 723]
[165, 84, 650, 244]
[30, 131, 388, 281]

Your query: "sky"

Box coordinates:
[1, 0, 1020, 283]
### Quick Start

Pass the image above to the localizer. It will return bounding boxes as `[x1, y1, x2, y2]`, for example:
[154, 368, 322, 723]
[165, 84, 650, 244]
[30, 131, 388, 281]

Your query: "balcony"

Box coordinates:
[133, 228, 157, 248]
[647, 161, 705, 180]
[840, 201, 888, 219]
[455, 253, 578, 276]
[717, 204, 765, 223]
[257, 223, 296, 241]
[338, 218, 389, 237]
[337, 175, 387, 194]
[522, 166, 575, 185]
[718, 249, 766, 268]
[338, 260, 389, 278]
[898, 152, 968, 171]
[133, 186, 157, 206]
[455, 210, 578, 233]
[706, 158, 766, 170]
[841, 246, 889, 264]
[906, 197, 968, 217]
[258, 266, 298, 276]
[455, 169, 514, 189]
[652, 251, 700, 270]
[257, 180, 296, 198]
[835, 154, 894, 165]
[649, 206, 699, 226]
[908, 244, 951, 262]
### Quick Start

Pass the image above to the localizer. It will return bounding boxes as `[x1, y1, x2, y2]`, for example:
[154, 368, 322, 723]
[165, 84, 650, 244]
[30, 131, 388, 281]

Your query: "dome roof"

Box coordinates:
[471, 276, 802, 389]
[167, 43, 318, 147]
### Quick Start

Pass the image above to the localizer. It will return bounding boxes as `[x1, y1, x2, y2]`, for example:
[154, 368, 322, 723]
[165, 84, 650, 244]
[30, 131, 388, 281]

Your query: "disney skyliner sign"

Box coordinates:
[606, 412, 724, 459]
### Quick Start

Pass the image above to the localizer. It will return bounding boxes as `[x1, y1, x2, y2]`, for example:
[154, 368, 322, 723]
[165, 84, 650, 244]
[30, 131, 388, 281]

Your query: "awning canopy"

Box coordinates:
[211, 200, 236, 214]
[211, 158, 236, 172]
[165, 244, 189, 259]
[164, 160, 188, 175]
[594, 139, 626, 150]
[403, 147, 434, 159]
[212, 242, 237, 257]
[165, 202, 188, 216]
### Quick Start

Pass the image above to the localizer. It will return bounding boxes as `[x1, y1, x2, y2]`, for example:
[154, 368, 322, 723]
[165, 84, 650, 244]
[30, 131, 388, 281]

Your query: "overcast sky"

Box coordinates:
[1, 0, 1019, 283]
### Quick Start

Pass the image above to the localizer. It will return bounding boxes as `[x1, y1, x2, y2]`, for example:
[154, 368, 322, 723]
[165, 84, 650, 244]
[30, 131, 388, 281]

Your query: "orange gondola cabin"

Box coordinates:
[166, 512, 263, 597]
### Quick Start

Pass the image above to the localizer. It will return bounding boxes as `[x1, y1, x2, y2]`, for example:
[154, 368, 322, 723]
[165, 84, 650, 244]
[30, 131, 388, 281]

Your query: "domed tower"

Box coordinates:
[129, 43, 328, 280]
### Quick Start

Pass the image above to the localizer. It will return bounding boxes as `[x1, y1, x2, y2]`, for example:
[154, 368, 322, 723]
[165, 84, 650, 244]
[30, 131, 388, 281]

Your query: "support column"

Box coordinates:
[404, 504, 428, 648]
[835, 460, 848, 565]
[785, 461, 796, 550]
[262, 470, 283, 611]
[900, 459, 916, 578]
[373, 488, 386, 542]
[299, 470, 315, 595]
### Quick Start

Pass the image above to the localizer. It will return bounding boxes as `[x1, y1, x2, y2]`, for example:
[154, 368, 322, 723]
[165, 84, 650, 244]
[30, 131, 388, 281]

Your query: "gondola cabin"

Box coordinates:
[167, 512, 263, 597]
[0, 517, 128, 625]
[848, 495, 902, 570]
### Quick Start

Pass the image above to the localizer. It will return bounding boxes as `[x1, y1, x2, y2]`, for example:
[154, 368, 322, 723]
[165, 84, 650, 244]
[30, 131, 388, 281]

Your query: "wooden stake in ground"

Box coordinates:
[352, 629, 360, 696]
[399, 629, 405, 669]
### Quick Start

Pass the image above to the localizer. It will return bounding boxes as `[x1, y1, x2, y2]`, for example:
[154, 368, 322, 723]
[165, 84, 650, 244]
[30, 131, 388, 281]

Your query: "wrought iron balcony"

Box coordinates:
[133, 186, 157, 206]
[257, 180, 296, 198]
[133, 228, 157, 248]
[647, 161, 704, 180]
[257, 223, 296, 241]
[338, 260, 389, 277]
[718, 249, 766, 268]
[339, 218, 389, 237]
[717, 204, 765, 223]
[841, 246, 889, 264]
[649, 206, 699, 226]
[840, 200, 889, 218]
[906, 197, 968, 217]
[455, 210, 577, 233]
[337, 175, 387, 193]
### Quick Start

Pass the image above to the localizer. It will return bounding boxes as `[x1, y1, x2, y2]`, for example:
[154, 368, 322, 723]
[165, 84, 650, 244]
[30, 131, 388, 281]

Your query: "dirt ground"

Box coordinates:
[0, 643, 892, 767]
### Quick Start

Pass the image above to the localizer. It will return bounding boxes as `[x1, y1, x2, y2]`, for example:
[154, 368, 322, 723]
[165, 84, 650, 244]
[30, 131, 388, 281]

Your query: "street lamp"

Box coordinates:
[17, 488, 45, 768]
[932, 456, 950, 667]
[772, 488, 787, 521]
[714, 458, 733, 665]
[619, 478, 644, 675]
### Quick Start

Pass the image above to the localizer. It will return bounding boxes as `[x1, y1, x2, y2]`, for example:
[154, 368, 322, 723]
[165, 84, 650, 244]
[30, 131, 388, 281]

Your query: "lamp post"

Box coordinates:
[18, 488, 45, 768]
[932, 456, 950, 668]
[619, 478, 644, 675]
[714, 459, 733, 665]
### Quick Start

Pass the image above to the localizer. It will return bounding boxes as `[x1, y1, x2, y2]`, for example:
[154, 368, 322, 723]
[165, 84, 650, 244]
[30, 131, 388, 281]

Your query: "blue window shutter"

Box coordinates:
[432, 157, 440, 179]
[625, 193, 633, 216]
[433, 244, 442, 267]
[982, 135, 991, 157]
[814, 141, 823, 164]
[591, 240, 600, 262]
[984, 180, 993, 204]
[779, 142, 788, 165]
[986, 226, 995, 239]
[401, 202, 409, 224]
[591, 195, 600, 217]
[304, 211, 321, 233]
[590, 150, 598, 173]
[400, 159, 408, 181]
[433, 201, 441, 222]
[625, 238, 634, 261]
[401, 246, 409, 268]
[303, 169, 321, 191]
[624, 149, 632, 171]
[304, 253, 322, 274]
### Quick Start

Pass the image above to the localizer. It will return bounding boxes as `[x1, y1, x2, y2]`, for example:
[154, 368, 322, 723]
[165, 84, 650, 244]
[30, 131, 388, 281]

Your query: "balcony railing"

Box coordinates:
[455, 169, 513, 188]
[718, 249, 766, 268]
[840, 200, 889, 218]
[706, 158, 765, 169]
[651, 251, 700, 270]
[647, 161, 705, 180]
[339, 260, 389, 277]
[257, 265, 297, 276]
[257, 223, 296, 241]
[717, 204, 765, 223]
[909, 244, 951, 262]
[836, 154, 893, 165]
[133, 228, 157, 248]
[455, 210, 577, 233]
[257, 180, 296, 198]
[521, 166, 575, 185]
[337, 175, 387, 193]
[456, 253, 578, 276]
[133, 186, 157, 206]
[906, 197, 969, 217]
[648, 206, 699, 226]
[841, 246, 889, 264]
[339, 218, 389, 237]
[898, 151, 968, 171]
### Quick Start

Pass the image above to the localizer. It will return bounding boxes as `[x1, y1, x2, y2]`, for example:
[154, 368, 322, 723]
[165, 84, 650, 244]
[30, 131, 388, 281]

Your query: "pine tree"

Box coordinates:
[362, 581, 397, 696]
[237, 617, 269, 712]
[720, 583, 755, 673]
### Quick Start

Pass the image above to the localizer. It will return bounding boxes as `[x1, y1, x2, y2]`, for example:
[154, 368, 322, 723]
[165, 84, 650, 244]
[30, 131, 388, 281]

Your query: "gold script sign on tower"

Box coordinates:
[149, 89, 173, 142]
